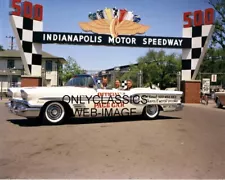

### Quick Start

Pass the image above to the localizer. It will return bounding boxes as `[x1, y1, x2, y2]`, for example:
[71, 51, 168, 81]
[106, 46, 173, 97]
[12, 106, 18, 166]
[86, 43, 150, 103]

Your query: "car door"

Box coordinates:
[90, 88, 131, 117]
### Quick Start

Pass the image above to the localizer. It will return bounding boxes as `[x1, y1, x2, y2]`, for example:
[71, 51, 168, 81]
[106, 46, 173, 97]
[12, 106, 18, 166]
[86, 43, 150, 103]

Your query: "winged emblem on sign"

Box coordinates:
[79, 8, 150, 38]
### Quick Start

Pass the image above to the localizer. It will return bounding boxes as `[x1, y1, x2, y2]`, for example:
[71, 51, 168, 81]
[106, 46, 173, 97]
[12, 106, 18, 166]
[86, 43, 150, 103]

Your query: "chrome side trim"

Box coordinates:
[39, 97, 62, 101]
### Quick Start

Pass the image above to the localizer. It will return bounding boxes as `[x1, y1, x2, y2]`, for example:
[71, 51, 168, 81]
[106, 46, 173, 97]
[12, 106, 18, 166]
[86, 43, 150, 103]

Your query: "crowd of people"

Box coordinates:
[99, 77, 133, 90]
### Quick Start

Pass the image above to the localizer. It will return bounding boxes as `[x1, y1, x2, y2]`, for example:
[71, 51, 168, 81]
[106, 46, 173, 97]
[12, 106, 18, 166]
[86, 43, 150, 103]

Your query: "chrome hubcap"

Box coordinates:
[146, 105, 157, 115]
[47, 105, 63, 120]
[52, 110, 58, 115]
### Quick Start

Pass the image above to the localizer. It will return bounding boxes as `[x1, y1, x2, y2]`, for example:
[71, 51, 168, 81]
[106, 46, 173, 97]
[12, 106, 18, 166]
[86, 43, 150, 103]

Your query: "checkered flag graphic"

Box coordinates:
[121, 80, 127, 89]
[10, 15, 43, 76]
[181, 25, 215, 80]
[97, 80, 101, 84]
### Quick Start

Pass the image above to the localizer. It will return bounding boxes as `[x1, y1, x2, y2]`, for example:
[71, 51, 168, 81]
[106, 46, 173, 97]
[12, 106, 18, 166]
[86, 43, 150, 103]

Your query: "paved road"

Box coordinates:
[0, 102, 225, 179]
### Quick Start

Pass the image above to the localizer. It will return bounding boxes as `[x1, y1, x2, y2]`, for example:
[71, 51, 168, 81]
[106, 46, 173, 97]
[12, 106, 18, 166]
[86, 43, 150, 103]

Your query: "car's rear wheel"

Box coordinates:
[42, 102, 66, 125]
[143, 105, 160, 120]
[216, 98, 223, 108]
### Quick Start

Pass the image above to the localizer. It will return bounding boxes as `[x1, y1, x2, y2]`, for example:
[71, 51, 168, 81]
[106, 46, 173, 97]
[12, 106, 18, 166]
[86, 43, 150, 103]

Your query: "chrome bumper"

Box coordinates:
[162, 103, 184, 112]
[5, 100, 40, 118]
[175, 103, 184, 111]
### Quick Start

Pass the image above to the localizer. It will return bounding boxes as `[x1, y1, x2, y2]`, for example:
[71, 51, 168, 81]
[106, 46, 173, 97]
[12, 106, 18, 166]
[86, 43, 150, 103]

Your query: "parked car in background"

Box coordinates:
[214, 90, 225, 108]
[165, 87, 178, 91]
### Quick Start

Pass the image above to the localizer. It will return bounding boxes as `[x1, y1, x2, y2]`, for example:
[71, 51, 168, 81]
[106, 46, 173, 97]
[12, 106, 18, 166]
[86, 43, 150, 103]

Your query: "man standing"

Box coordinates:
[114, 79, 122, 90]
[100, 77, 110, 89]
[125, 79, 133, 90]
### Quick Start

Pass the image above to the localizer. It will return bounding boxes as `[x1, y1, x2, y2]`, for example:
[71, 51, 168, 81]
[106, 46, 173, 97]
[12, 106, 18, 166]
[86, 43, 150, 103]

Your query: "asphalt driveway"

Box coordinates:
[0, 102, 225, 178]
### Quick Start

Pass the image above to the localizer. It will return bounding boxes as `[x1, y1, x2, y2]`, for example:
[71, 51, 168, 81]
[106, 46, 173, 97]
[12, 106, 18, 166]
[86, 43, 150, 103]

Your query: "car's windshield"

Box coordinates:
[65, 75, 95, 87]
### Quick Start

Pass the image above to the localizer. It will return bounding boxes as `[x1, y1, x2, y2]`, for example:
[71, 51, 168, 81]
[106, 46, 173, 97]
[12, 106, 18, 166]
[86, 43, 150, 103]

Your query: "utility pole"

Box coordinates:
[6, 36, 15, 50]
[139, 70, 143, 87]
[177, 71, 181, 91]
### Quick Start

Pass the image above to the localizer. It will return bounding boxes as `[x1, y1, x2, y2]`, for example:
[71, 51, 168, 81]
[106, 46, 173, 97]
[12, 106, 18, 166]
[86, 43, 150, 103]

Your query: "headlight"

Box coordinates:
[21, 90, 28, 100]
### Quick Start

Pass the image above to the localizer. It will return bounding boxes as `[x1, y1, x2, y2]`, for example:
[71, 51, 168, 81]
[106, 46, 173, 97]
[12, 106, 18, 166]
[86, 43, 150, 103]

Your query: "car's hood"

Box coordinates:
[7, 87, 39, 98]
[215, 91, 225, 95]
[21, 86, 97, 100]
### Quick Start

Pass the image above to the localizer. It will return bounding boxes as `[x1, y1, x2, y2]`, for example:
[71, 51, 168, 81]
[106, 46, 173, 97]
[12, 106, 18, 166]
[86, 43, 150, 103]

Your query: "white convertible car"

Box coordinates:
[6, 74, 183, 125]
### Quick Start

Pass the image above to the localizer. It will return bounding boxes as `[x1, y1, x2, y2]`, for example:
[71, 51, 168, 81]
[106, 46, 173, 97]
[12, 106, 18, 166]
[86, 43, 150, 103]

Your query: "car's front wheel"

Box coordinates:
[143, 105, 160, 120]
[42, 102, 66, 125]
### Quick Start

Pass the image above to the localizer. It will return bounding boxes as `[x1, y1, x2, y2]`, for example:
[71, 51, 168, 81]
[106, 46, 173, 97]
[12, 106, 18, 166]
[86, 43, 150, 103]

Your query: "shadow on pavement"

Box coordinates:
[213, 107, 225, 110]
[7, 115, 181, 127]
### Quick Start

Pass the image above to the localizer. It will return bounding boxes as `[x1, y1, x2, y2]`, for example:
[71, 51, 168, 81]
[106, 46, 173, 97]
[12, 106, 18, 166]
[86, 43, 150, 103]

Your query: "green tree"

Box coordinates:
[0, 45, 4, 51]
[59, 56, 85, 83]
[208, 0, 225, 49]
[198, 48, 225, 85]
[120, 65, 140, 87]
[121, 50, 181, 89]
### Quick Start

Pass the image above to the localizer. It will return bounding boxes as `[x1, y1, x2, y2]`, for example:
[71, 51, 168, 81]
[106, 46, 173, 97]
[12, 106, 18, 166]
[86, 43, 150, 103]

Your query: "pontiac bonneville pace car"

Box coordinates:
[6, 74, 183, 125]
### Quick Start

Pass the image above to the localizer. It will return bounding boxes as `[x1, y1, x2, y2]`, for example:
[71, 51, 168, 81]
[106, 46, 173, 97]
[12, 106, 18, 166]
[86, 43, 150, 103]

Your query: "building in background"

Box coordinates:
[0, 50, 66, 93]
[98, 63, 138, 81]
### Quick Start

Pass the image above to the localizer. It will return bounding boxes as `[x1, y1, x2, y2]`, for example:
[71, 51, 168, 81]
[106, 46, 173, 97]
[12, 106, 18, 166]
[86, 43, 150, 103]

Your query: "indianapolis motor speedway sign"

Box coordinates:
[9, 0, 215, 81]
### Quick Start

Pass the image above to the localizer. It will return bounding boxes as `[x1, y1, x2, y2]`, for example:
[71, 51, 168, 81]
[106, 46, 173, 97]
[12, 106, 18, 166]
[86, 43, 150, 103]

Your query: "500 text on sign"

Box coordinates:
[10, 0, 43, 21]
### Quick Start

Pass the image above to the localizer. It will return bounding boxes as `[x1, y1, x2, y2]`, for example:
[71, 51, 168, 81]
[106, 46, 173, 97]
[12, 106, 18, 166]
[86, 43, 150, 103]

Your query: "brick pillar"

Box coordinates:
[21, 75, 42, 87]
[181, 80, 201, 103]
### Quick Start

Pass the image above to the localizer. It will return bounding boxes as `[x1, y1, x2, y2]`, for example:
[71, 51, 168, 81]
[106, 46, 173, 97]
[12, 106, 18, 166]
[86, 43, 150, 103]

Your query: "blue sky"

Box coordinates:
[0, 0, 211, 70]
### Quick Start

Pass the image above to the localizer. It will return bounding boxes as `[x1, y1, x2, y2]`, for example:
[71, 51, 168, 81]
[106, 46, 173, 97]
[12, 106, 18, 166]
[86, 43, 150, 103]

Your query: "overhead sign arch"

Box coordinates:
[9, 0, 215, 81]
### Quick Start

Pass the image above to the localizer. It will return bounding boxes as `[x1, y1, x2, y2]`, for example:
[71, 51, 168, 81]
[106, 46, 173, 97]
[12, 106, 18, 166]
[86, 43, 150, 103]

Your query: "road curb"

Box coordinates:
[184, 103, 217, 109]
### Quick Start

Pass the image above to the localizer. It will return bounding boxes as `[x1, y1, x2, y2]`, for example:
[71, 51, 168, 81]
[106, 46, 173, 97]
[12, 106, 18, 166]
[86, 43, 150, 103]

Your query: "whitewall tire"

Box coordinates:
[144, 105, 160, 120]
[43, 102, 66, 124]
